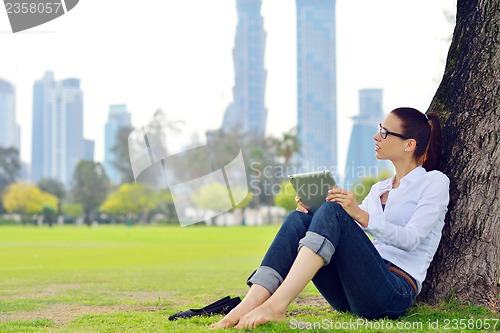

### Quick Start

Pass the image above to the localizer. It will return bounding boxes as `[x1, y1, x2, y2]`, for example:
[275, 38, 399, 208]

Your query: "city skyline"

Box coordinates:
[222, 0, 268, 140]
[0, 0, 455, 178]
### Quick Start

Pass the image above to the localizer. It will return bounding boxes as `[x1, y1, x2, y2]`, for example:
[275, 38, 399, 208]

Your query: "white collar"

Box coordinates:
[378, 166, 426, 193]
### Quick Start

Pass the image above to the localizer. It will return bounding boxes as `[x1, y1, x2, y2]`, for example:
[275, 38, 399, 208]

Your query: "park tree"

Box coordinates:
[154, 190, 176, 223]
[246, 137, 282, 208]
[111, 126, 135, 184]
[99, 183, 162, 224]
[147, 109, 184, 143]
[71, 160, 111, 226]
[276, 127, 300, 170]
[163, 129, 274, 211]
[41, 205, 57, 227]
[37, 178, 65, 215]
[0, 147, 20, 195]
[352, 170, 393, 204]
[233, 186, 253, 225]
[119, 109, 184, 185]
[419, 0, 499, 309]
[190, 182, 252, 225]
[2, 182, 58, 222]
[191, 182, 240, 213]
[62, 203, 83, 220]
[273, 181, 297, 213]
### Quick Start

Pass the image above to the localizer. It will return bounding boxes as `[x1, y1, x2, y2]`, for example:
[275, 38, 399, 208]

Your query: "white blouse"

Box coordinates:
[359, 166, 450, 294]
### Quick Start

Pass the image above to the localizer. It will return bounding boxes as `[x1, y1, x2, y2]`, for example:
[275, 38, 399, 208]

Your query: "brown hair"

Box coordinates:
[390, 107, 442, 171]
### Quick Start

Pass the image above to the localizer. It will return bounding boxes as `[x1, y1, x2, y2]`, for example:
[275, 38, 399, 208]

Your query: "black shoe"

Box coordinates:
[168, 296, 241, 320]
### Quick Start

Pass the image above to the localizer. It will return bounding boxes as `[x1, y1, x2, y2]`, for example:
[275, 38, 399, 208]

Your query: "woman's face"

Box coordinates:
[374, 113, 409, 161]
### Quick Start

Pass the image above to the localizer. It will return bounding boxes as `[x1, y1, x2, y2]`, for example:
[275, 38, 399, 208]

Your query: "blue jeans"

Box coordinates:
[247, 202, 417, 319]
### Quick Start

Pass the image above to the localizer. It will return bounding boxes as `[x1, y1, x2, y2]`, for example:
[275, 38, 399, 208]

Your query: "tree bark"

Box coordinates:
[420, 0, 499, 309]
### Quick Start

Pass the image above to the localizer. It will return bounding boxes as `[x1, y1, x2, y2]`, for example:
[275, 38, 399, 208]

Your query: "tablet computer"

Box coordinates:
[288, 170, 337, 214]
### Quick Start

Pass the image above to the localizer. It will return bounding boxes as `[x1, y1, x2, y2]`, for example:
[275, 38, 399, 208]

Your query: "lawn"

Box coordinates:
[0, 225, 497, 333]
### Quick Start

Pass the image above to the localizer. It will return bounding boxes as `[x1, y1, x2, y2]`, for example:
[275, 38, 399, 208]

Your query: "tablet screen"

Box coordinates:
[288, 170, 337, 214]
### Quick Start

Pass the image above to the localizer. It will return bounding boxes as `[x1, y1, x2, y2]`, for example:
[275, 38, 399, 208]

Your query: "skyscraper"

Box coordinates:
[344, 89, 392, 189]
[221, 0, 267, 140]
[296, 0, 337, 172]
[104, 104, 131, 184]
[83, 139, 95, 161]
[31, 71, 84, 186]
[0, 78, 20, 151]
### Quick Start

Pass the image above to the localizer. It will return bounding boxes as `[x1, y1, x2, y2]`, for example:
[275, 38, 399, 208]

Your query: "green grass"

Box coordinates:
[0, 225, 497, 332]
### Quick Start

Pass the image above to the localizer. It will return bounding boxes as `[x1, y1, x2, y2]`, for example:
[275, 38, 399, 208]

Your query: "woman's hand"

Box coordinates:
[326, 188, 357, 213]
[295, 196, 309, 214]
[326, 188, 369, 227]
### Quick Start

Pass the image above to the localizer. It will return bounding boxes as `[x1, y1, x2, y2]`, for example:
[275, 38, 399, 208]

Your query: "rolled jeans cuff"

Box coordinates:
[298, 231, 335, 265]
[246, 266, 283, 294]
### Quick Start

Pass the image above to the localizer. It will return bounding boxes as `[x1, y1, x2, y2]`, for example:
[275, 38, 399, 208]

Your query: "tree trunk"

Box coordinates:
[140, 210, 149, 225]
[85, 209, 92, 227]
[420, 0, 499, 309]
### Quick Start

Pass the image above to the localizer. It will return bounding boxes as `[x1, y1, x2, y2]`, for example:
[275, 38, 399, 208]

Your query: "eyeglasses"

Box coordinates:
[378, 123, 412, 140]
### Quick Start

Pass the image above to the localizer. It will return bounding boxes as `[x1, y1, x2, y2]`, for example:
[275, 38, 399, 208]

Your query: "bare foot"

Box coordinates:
[209, 298, 262, 329]
[234, 301, 286, 329]
[209, 285, 271, 330]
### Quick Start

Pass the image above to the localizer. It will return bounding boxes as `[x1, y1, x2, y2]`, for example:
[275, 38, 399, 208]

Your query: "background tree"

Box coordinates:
[153, 190, 176, 224]
[148, 109, 184, 143]
[99, 183, 162, 224]
[419, 0, 499, 309]
[233, 187, 253, 225]
[0, 147, 21, 213]
[224, 131, 293, 209]
[276, 127, 299, 171]
[233, 188, 253, 210]
[113, 109, 184, 185]
[71, 160, 111, 226]
[246, 135, 283, 208]
[62, 203, 83, 222]
[111, 126, 135, 184]
[190, 182, 253, 225]
[2, 182, 58, 223]
[169, 129, 279, 209]
[273, 181, 297, 212]
[42, 205, 57, 227]
[191, 183, 237, 213]
[37, 178, 65, 215]
[352, 170, 393, 204]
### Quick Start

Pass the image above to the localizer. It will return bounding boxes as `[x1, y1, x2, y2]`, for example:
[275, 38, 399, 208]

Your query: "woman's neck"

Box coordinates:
[392, 160, 419, 188]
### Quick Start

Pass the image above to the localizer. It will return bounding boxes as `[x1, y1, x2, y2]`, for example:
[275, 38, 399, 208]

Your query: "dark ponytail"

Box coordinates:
[422, 113, 442, 171]
[390, 108, 443, 171]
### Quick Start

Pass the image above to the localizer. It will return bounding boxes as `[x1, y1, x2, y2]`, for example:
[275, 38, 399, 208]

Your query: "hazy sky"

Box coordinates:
[0, 0, 455, 176]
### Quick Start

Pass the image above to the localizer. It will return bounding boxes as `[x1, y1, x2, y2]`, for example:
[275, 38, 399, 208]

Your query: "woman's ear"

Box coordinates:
[405, 139, 418, 152]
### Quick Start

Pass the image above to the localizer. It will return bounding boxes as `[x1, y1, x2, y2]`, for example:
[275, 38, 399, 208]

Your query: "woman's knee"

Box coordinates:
[312, 202, 343, 223]
[282, 210, 311, 232]
[311, 202, 357, 233]
[320, 201, 344, 214]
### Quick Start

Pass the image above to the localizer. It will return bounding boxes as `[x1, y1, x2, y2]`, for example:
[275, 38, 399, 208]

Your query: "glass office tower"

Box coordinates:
[222, 0, 267, 140]
[0, 78, 20, 151]
[296, 0, 337, 172]
[104, 104, 131, 184]
[31, 71, 84, 186]
[344, 89, 392, 189]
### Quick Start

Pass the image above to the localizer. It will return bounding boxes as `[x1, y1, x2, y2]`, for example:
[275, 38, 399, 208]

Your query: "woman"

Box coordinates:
[211, 107, 450, 329]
